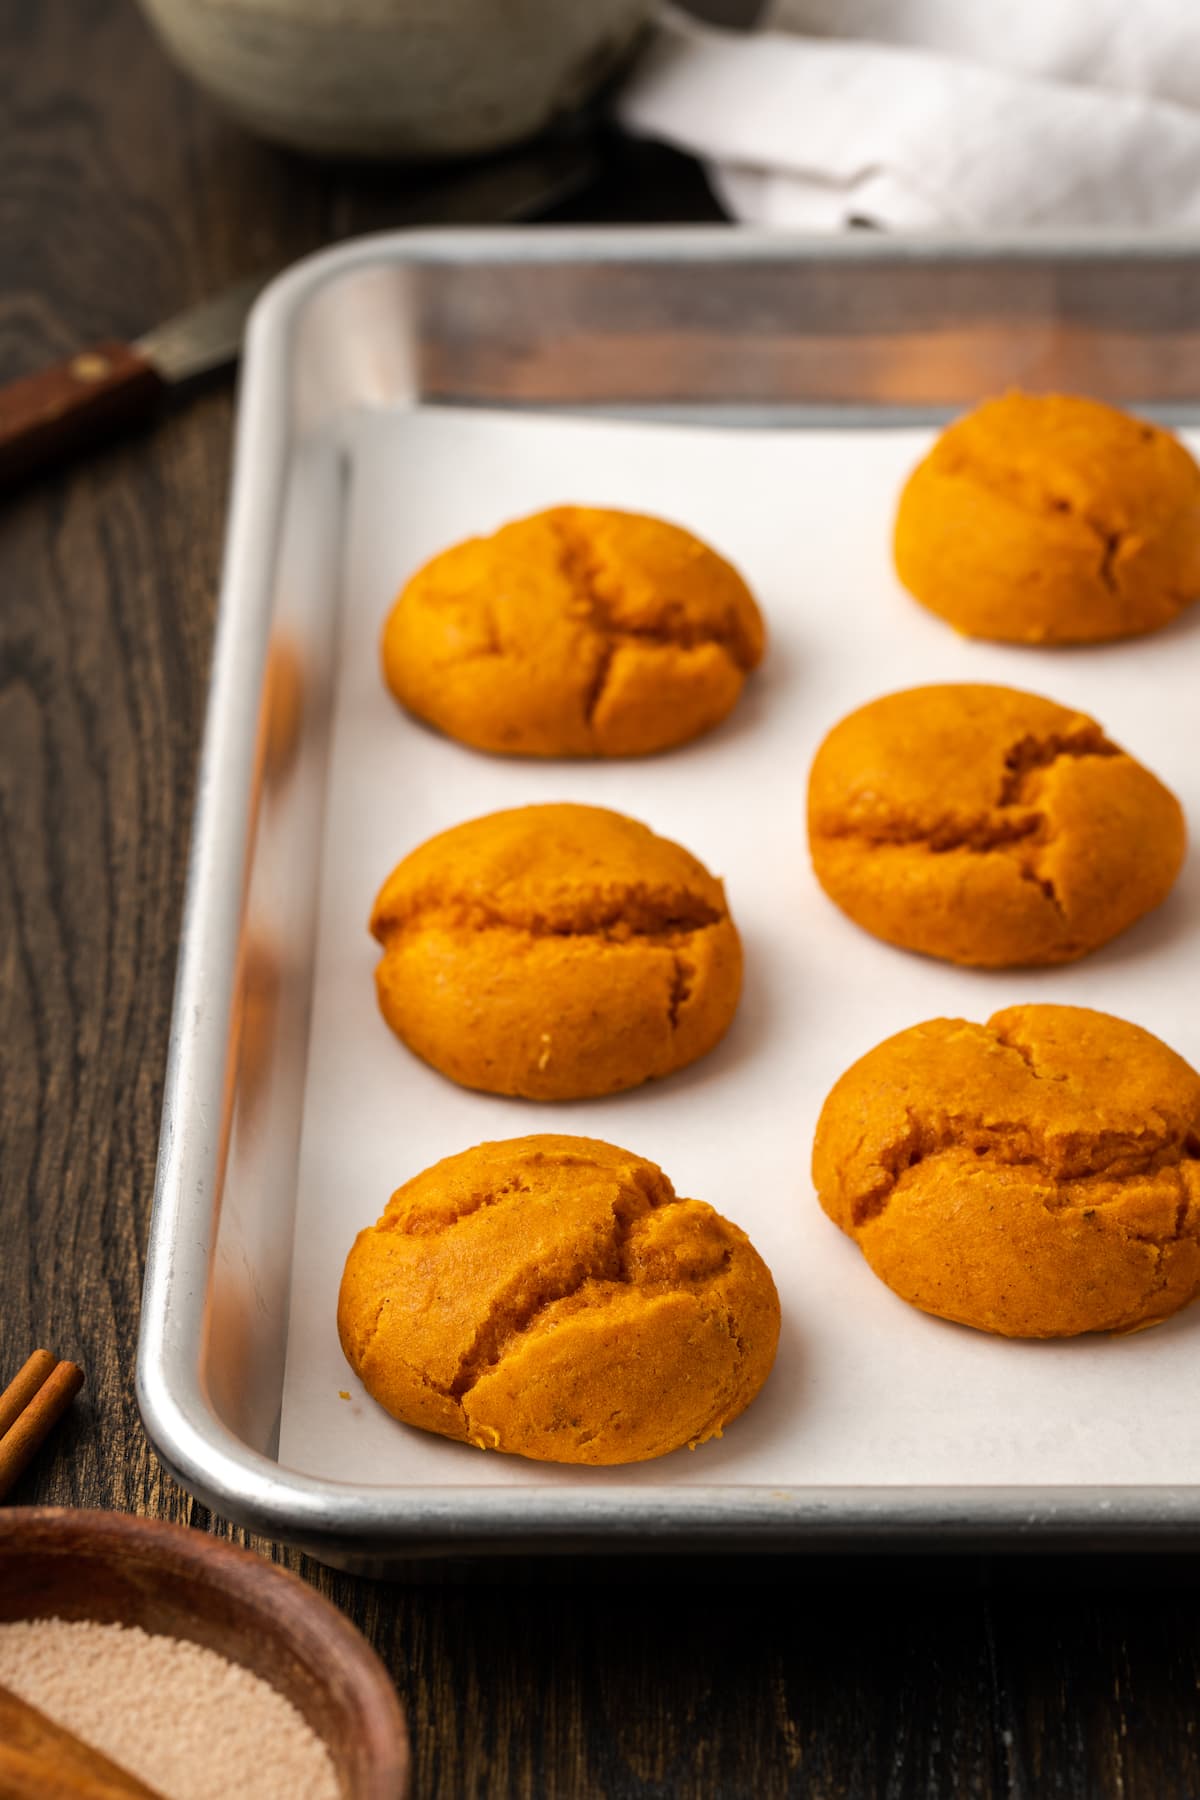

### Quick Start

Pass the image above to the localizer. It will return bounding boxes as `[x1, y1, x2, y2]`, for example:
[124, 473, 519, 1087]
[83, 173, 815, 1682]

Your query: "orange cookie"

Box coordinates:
[814, 1004, 1200, 1338]
[382, 505, 765, 756]
[370, 803, 742, 1099]
[808, 684, 1185, 966]
[338, 1135, 781, 1465]
[894, 392, 1200, 643]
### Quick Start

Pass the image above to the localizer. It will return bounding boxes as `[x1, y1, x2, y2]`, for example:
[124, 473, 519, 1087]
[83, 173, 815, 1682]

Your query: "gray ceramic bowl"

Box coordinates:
[135, 0, 652, 158]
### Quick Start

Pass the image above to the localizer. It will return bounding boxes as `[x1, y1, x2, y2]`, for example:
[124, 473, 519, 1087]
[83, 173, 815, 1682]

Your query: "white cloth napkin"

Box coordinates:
[617, 1, 1200, 230]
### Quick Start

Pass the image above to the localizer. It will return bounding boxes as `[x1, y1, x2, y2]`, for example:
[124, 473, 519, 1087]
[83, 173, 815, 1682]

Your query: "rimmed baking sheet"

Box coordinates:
[140, 231, 1200, 1561]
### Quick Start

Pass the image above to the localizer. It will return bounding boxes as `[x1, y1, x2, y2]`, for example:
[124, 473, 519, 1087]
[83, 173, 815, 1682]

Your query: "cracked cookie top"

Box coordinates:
[813, 1004, 1200, 1337]
[894, 392, 1200, 643]
[370, 804, 744, 1100]
[337, 1134, 781, 1464]
[381, 505, 765, 757]
[808, 684, 1185, 966]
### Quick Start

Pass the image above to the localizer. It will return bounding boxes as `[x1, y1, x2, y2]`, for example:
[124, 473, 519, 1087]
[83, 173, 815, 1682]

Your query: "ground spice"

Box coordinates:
[0, 1617, 340, 1800]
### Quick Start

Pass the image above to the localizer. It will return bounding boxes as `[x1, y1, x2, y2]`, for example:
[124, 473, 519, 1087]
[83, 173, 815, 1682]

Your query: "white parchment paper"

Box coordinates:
[277, 407, 1200, 1491]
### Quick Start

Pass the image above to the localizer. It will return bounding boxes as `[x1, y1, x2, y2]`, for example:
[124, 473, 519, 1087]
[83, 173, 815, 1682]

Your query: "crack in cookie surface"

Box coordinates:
[374, 881, 727, 944]
[667, 952, 694, 1031]
[447, 1179, 664, 1402]
[843, 1017, 1200, 1233]
[810, 707, 1152, 960]
[996, 725, 1119, 805]
[550, 512, 755, 668]
[819, 731, 1122, 857]
[935, 443, 1149, 608]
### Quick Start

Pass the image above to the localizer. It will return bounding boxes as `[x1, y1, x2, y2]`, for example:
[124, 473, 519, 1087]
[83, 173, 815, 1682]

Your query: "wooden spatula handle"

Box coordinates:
[0, 342, 165, 490]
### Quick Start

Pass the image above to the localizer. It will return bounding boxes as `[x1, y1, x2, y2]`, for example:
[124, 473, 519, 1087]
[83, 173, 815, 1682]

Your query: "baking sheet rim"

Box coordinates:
[139, 226, 1200, 1556]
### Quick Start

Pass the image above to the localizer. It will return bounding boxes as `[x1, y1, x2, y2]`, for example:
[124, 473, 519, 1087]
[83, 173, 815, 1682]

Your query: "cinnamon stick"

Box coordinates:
[0, 1350, 58, 1438]
[0, 1356, 83, 1500]
[0, 1683, 164, 1797]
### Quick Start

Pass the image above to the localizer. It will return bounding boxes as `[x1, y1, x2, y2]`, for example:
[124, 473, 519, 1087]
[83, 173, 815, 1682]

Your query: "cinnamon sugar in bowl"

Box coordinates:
[0, 1508, 409, 1800]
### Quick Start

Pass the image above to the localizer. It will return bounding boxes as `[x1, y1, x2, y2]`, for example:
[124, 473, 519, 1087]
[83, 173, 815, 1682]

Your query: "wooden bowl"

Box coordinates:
[0, 1507, 409, 1799]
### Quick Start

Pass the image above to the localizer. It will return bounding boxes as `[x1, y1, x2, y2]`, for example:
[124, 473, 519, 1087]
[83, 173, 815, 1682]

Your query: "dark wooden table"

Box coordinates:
[4, 4, 1200, 1795]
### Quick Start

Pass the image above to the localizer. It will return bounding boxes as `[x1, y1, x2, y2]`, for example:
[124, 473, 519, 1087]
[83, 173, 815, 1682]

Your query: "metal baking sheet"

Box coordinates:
[140, 229, 1200, 1564]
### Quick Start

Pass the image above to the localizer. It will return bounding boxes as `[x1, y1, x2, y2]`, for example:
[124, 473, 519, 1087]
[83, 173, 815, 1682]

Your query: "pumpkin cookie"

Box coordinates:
[382, 505, 765, 756]
[894, 392, 1200, 643]
[814, 1004, 1200, 1338]
[808, 684, 1185, 966]
[370, 803, 742, 1099]
[338, 1135, 781, 1465]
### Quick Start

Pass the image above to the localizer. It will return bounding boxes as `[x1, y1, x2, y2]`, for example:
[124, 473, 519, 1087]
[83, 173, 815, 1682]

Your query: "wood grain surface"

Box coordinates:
[2, 3, 1199, 1796]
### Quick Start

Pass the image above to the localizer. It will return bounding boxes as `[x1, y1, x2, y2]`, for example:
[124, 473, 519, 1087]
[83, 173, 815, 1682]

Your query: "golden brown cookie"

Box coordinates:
[382, 505, 765, 756]
[894, 392, 1200, 643]
[338, 1134, 781, 1465]
[813, 1004, 1200, 1338]
[808, 684, 1185, 967]
[371, 803, 743, 1100]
